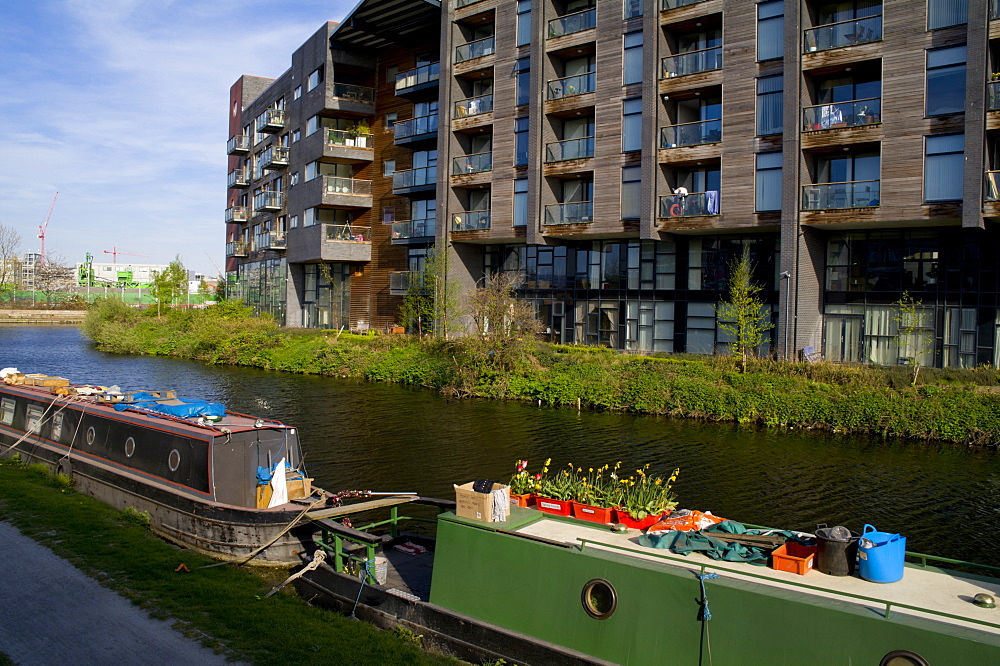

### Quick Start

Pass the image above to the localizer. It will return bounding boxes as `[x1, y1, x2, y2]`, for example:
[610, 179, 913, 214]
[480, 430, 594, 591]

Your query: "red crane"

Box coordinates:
[103, 247, 149, 264]
[37, 191, 58, 265]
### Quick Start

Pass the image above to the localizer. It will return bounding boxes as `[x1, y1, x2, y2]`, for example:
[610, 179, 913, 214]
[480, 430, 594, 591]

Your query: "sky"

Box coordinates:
[0, 0, 358, 276]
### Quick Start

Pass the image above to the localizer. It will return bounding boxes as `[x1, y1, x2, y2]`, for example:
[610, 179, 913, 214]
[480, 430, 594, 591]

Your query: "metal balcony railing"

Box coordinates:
[544, 201, 593, 225]
[804, 14, 882, 53]
[327, 129, 373, 149]
[452, 152, 493, 175]
[985, 171, 1000, 202]
[394, 114, 439, 139]
[658, 191, 721, 217]
[324, 176, 372, 197]
[548, 8, 596, 38]
[260, 234, 286, 250]
[451, 210, 491, 231]
[989, 81, 1000, 111]
[225, 206, 248, 223]
[227, 135, 250, 155]
[396, 62, 440, 91]
[227, 240, 250, 257]
[661, 46, 722, 78]
[253, 191, 283, 211]
[661, 0, 709, 9]
[801, 180, 880, 210]
[330, 83, 375, 104]
[227, 168, 250, 188]
[324, 224, 371, 242]
[391, 219, 435, 240]
[392, 166, 437, 190]
[258, 108, 285, 131]
[545, 137, 594, 162]
[455, 36, 495, 63]
[547, 72, 596, 100]
[660, 119, 722, 147]
[454, 94, 493, 118]
[803, 98, 881, 131]
[260, 145, 289, 170]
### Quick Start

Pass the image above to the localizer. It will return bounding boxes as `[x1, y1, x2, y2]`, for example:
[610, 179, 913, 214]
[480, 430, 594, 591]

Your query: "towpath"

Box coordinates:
[0, 521, 240, 665]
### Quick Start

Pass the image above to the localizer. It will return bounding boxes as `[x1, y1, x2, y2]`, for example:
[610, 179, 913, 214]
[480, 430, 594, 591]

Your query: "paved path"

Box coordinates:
[0, 521, 239, 665]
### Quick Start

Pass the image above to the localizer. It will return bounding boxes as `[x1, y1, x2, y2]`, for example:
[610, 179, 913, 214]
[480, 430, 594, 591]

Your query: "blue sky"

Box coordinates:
[0, 0, 357, 275]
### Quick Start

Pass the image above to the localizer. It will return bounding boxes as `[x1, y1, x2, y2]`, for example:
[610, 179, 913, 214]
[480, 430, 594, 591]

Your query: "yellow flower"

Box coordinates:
[589, 467, 594, 473]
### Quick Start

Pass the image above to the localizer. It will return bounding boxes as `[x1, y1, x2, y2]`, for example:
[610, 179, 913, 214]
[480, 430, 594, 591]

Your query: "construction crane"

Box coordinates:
[103, 247, 148, 264]
[37, 191, 58, 265]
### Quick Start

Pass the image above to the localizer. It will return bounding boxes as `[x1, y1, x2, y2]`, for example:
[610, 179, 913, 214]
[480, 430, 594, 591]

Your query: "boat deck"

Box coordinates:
[516, 516, 1000, 637]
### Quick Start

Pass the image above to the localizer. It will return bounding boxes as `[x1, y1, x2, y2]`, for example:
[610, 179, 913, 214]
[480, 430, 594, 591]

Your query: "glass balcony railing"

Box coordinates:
[801, 180, 880, 210]
[323, 176, 372, 197]
[804, 14, 882, 53]
[253, 191, 283, 211]
[545, 137, 594, 162]
[330, 83, 375, 104]
[227, 168, 249, 188]
[454, 94, 493, 118]
[989, 81, 1000, 111]
[658, 191, 720, 217]
[389, 271, 426, 294]
[452, 152, 493, 175]
[660, 119, 722, 147]
[259, 145, 289, 169]
[258, 108, 285, 131]
[455, 0, 487, 8]
[225, 206, 248, 223]
[661, 46, 722, 78]
[661, 0, 709, 9]
[394, 114, 439, 139]
[391, 218, 435, 240]
[451, 210, 491, 231]
[544, 201, 593, 225]
[803, 98, 881, 131]
[548, 8, 596, 38]
[985, 171, 1000, 202]
[227, 135, 250, 154]
[393, 166, 437, 190]
[455, 36, 495, 63]
[547, 72, 596, 100]
[327, 129, 373, 149]
[227, 240, 250, 257]
[396, 62, 440, 91]
[324, 224, 371, 242]
[262, 233, 287, 250]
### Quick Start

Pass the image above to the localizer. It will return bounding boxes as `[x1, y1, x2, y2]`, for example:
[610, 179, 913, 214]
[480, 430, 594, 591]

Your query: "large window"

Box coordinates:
[623, 32, 643, 85]
[514, 179, 528, 227]
[307, 67, 323, 92]
[757, 0, 784, 61]
[622, 98, 642, 152]
[621, 166, 641, 220]
[928, 0, 968, 29]
[517, 0, 531, 46]
[516, 58, 531, 106]
[624, 0, 642, 18]
[755, 152, 782, 212]
[925, 134, 964, 202]
[926, 45, 967, 116]
[756, 75, 783, 135]
[515, 117, 529, 165]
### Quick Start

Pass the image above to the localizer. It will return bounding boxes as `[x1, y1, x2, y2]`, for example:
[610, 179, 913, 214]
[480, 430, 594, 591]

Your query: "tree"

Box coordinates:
[463, 271, 541, 372]
[893, 291, 935, 385]
[33, 252, 75, 306]
[716, 247, 773, 373]
[398, 250, 460, 337]
[0, 224, 21, 301]
[150, 256, 188, 315]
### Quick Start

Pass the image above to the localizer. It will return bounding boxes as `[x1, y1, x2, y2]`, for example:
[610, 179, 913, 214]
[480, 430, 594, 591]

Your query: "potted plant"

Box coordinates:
[536, 461, 575, 516]
[570, 463, 615, 524]
[508, 459, 538, 507]
[350, 119, 372, 148]
[615, 465, 680, 530]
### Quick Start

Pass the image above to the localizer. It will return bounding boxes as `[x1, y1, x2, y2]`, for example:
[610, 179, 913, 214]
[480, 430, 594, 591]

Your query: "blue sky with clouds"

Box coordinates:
[0, 0, 357, 275]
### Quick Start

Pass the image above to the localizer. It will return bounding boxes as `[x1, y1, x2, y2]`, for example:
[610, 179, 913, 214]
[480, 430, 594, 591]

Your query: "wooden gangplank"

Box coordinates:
[306, 495, 418, 521]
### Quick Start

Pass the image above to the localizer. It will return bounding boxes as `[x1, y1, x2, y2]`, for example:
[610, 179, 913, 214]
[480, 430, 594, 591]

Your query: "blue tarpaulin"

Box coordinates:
[113, 392, 227, 419]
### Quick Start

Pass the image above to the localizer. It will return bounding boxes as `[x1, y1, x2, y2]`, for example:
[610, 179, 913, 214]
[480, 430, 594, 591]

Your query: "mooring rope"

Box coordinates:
[264, 549, 327, 598]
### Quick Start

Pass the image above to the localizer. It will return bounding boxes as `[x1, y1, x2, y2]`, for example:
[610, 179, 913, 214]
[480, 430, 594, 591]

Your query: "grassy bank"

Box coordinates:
[82, 299, 1000, 445]
[0, 456, 453, 665]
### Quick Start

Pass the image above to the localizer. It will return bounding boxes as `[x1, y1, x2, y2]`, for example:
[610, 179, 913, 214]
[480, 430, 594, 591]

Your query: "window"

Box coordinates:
[385, 112, 397, 129]
[926, 46, 967, 116]
[756, 75, 783, 136]
[383, 206, 395, 223]
[928, 0, 968, 29]
[386, 65, 398, 84]
[306, 116, 319, 136]
[292, 129, 301, 143]
[925, 134, 964, 202]
[624, 0, 642, 19]
[757, 0, 784, 61]
[305, 161, 318, 181]
[755, 153, 783, 212]
[26, 405, 42, 434]
[622, 98, 642, 152]
[514, 178, 528, 227]
[621, 166, 642, 220]
[290, 214, 299, 229]
[516, 58, 531, 106]
[516, 0, 532, 46]
[290, 172, 299, 187]
[0, 398, 14, 425]
[52, 412, 63, 441]
[383, 159, 396, 177]
[307, 67, 323, 92]
[293, 85, 302, 100]
[515, 117, 529, 165]
[623, 32, 643, 85]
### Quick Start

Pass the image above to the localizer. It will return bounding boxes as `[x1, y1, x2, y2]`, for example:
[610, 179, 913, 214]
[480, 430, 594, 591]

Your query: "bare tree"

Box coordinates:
[464, 271, 541, 371]
[0, 224, 22, 301]
[33, 252, 76, 306]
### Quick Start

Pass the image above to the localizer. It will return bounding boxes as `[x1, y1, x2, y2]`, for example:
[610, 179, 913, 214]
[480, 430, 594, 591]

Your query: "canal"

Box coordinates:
[5, 326, 1000, 566]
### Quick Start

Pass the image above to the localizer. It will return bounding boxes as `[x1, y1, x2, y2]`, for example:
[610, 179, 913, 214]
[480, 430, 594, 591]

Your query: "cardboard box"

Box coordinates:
[454, 481, 511, 523]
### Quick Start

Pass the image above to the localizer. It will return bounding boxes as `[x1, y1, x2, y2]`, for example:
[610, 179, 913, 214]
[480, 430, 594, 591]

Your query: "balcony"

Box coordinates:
[227, 168, 250, 188]
[545, 137, 594, 162]
[392, 166, 437, 194]
[544, 201, 593, 225]
[455, 36, 495, 64]
[324, 176, 372, 198]
[394, 114, 438, 144]
[227, 240, 250, 257]
[259, 145, 289, 170]
[803, 99, 881, 131]
[454, 94, 493, 119]
[227, 135, 250, 155]
[257, 108, 285, 133]
[395, 62, 440, 95]
[989, 81, 1000, 111]
[658, 191, 720, 218]
[660, 119, 722, 147]
[451, 210, 491, 231]
[330, 83, 375, 104]
[325, 224, 371, 243]
[801, 180, 880, 210]
[548, 8, 596, 39]
[985, 171, 1000, 202]
[225, 206, 248, 223]
[253, 191, 283, 212]
[547, 72, 596, 100]
[327, 129, 373, 150]
[286, 223, 371, 263]
[452, 152, 493, 175]
[804, 15, 882, 53]
[263, 233, 287, 250]
[661, 47, 722, 78]
[455, 0, 487, 7]
[391, 218, 435, 241]
[661, 0, 709, 8]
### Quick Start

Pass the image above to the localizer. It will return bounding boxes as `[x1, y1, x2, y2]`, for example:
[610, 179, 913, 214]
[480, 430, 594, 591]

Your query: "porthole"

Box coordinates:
[168, 449, 181, 472]
[880, 650, 930, 666]
[124, 437, 135, 458]
[581, 579, 618, 620]
[86, 426, 96, 446]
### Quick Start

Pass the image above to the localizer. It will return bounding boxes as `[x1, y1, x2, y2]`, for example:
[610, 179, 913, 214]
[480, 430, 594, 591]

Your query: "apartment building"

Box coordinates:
[227, 0, 1000, 367]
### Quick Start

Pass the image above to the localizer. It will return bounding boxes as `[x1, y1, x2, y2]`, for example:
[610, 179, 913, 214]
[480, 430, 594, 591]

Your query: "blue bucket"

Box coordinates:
[857, 524, 906, 583]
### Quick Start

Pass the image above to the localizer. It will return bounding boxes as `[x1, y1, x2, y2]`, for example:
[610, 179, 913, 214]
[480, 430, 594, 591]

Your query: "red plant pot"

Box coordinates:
[535, 497, 573, 516]
[572, 502, 615, 524]
[614, 509, 667, 530]
[509, 493, 535, 508]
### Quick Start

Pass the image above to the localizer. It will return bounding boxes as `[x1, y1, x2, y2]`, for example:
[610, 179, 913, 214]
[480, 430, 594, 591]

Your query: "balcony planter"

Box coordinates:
[536, 496, 572, 516]
[614, 509, 670, 530]
[572, 502, 614, 524]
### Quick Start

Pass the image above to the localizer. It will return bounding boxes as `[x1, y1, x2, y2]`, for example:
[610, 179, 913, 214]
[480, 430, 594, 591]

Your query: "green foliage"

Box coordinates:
[119, 506, 151, 527]
[150, 256, 188, 316]
[716, 248, 773, 373]
[390, 626, 423, 646]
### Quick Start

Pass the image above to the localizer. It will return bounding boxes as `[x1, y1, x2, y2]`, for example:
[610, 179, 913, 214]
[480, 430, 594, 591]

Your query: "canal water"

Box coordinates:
[4, 326, 1000, 566]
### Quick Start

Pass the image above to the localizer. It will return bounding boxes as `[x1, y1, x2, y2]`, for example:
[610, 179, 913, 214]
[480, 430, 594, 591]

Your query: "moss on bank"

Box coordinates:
[82, 299, 1000, 446]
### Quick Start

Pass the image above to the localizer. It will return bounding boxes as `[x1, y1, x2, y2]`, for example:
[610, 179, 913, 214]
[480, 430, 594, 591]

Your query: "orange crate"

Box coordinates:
[771, 542, 817, 575]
